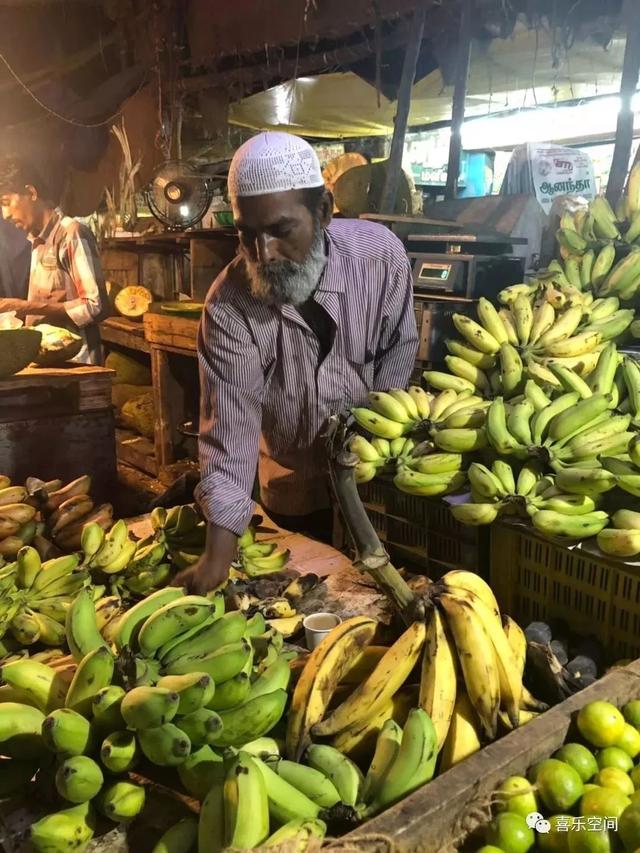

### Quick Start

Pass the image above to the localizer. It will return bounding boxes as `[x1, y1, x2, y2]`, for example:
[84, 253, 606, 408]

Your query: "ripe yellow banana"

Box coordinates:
[419, 607, 456, 751]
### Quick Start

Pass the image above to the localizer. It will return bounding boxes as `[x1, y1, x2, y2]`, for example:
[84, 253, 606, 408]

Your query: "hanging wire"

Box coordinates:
[0, 51, 147, 128]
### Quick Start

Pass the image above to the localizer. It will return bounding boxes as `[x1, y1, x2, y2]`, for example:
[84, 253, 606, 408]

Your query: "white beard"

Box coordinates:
[246, 224, 326, 306]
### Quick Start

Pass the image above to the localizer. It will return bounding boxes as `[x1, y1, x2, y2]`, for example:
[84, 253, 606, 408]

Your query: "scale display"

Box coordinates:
[418, 261, 454, 282]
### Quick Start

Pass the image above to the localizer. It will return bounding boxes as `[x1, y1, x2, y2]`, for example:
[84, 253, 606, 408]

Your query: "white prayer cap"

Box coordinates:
[228, 132, 324, 198]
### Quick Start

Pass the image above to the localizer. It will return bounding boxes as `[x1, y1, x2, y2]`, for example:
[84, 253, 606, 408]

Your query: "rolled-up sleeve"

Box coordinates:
[60, 224, 105, 328]
[373, 254, 418, 389]
[194, 297, 263, 535]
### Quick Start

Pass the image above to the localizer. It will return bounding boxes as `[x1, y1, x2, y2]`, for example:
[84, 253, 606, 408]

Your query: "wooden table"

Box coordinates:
[0, 365, 117, 502]
[101, 316, 150, 354]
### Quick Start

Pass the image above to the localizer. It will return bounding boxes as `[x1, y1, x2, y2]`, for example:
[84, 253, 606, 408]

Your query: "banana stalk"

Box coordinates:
[327, 417, 421, 624]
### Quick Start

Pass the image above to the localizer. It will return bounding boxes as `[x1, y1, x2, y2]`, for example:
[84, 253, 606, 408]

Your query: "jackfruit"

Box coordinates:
[0, 328, 42, 378]
[33, 324, 83, 366]
[120, 392, 155, 439]
[114, 285, 153, 319]
[112, 383, 153, 411]
[105, 352, 151, 386]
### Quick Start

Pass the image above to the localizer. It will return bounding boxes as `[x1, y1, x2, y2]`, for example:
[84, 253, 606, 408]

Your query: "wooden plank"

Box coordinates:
[347, 662, 640, 851]
[0, 366, 114, 417]
[150, 347, 184, 468]
[144, 311, 199, 352]
[116, 428, 158, 477]
[100, 317, 150, 354]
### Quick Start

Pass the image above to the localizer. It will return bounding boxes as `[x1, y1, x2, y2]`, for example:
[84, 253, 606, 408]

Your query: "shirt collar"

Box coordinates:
[314, 225, 345, 294]
[29, 207, 62, 247]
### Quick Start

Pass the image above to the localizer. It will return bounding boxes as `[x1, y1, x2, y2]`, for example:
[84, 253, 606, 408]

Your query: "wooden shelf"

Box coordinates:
[101, 317, 150, 354]
[101, 228, 237, 253]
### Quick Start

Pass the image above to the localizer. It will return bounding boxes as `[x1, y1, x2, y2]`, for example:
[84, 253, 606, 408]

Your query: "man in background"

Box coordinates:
[0, 157, 108, 363]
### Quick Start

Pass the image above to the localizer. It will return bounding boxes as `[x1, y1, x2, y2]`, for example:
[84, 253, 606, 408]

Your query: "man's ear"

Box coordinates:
[318, 189, 333, 227]
[25, 184, 37, 201]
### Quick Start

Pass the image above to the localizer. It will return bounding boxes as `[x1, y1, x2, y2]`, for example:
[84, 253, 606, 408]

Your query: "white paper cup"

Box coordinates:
[303, 612, 341, 650]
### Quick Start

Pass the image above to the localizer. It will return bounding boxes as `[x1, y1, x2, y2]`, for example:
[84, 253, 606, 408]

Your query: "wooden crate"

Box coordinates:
[490, 522, 640, 660]
[345, 660, 640, 852]
[143, 309, 198, 354]
[0, 410, 116, 504]
[0, 366, 114, 419]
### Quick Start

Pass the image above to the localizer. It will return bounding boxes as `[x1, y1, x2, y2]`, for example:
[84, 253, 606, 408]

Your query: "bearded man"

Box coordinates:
[177, 132, 417, 593]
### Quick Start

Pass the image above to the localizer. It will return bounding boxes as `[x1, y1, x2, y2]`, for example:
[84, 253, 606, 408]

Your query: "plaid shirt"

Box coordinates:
[28, 209, 108, 363]
[196, 218, 417, 534]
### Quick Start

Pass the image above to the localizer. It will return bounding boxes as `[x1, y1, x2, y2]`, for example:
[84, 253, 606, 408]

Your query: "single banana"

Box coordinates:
[65, 589, 109, 663]
[361, 718, 403, 804]
[223, 752, 270, 849]
[64, 646, 114, 716]
[305, 744, 364, 807]
[351, 407, 405, 439]
[452, 314, 501, 354]
[445, 339, 496, 370]
[439, 692, 482, 771]
[513, 294, 533, 345]
[419, 607, 457, 751]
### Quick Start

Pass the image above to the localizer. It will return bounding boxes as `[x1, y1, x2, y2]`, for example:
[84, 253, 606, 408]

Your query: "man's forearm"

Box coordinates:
[25, 300, 73, 321]
[204, 522, 239, 580]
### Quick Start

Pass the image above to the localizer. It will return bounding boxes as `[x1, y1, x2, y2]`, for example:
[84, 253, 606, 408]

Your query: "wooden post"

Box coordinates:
[444, 0, 473, 200]
[606, 1, 640, 206]
[379, 1, 428, 215]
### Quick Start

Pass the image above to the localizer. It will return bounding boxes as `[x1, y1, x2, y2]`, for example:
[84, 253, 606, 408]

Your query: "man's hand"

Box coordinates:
[0, 298, 29, 318]
[171, 555, 230, 596]
[49, 289, 67, 303]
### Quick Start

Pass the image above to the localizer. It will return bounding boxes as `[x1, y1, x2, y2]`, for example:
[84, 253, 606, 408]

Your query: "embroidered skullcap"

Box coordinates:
[228, 132, 324, 198]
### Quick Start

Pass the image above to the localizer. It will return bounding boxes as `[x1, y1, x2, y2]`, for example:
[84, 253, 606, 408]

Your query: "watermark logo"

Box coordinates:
[526, 813, 618, 833]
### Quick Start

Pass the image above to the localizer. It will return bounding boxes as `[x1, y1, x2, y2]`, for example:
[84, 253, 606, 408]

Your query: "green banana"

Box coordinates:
[114, 587, 187, 652]
[152, 817, 199, 853]
[137, 723, 191, 767]
[55, 755, 103, 803]
[64, 647, 114, 716]
[121, 686, 180, 730]
[263, 818, 326, 848]
[165, 639, 253, 683]
[137, 595, 218, 657]
[161, 610, 246, 665]
[100, 730, 139, 773]
[156, 672, 215, 716]
[31, 802, 95, 853]
[362, 718, 403, 804]
[275, 758, 341, 807]
[206, 672, 251, 711]
[91, 685, 126, 735]
[95, 780, 146, 822]
[253, 756, 321, 824]
[175, 708, 222, 746]
[210, 688, 288, 748]
[305, 743, 364, 807]
[530, 509, 608, 539]
[0, 702, 45, 758]
[223, 752, 270, 849]
[1, 658, 67, 713]
[177, 744, 224, 801]
[65, 589, 109, 663]
[42, 708, 93, 756]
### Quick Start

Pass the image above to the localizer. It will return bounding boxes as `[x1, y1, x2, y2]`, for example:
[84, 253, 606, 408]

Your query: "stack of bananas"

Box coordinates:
[41, 475, 113, 551]
[237, 525, 291, 578]
[150, 504, 205, 571]
[0, 479, 39, 559]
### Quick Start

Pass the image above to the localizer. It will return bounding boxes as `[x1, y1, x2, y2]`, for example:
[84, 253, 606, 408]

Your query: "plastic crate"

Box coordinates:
[490, 523, 640, 659]
[358, 479, 487, 577]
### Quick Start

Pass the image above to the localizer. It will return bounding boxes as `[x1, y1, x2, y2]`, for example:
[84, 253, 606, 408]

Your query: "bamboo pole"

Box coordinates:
[444, 0, 473, 200]
[379, 1, 428, 215]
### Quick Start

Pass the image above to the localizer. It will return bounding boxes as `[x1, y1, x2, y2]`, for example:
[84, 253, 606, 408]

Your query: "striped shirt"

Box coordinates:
[195, 218, 418, 534]
[28, 208, 108, 364]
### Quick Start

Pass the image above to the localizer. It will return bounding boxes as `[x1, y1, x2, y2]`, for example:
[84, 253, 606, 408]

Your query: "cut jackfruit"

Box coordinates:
[0, 328, 42, 378]
[114, 285, 153, 319]
[105, 352, 151, 386]
[33, 324, 83, 366]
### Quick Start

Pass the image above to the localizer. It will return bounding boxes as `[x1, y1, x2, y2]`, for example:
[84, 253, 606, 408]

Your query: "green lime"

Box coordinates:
[538, 815, 574, 852]
[495, 776, 538, 819]
[593, 767, 635, 797]
[618, 724, 640, 758]
[581, 785, 631, 818]
[567, 826, 612, 853]
[631, 790, 640, 806]
[631, 766, 640, 790]
[596, 747, 634, 773]
[623, 701, 640, 728]
[536, 758, 584, 812]
[619, 804, 640, 852]
[486, 812, 534, 853]
[476, 848, 507, 853]
[555, 744, 598, 782]
[584, 784, 600, 793]
[528, 760, 545, 783]
[577, 702, 626, 748]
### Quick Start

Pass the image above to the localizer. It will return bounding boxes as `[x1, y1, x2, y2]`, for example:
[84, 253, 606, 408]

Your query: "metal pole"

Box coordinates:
[444, 0, 473, 200]
[379, 1, 428, 214]
[606, 1, 640, 205]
